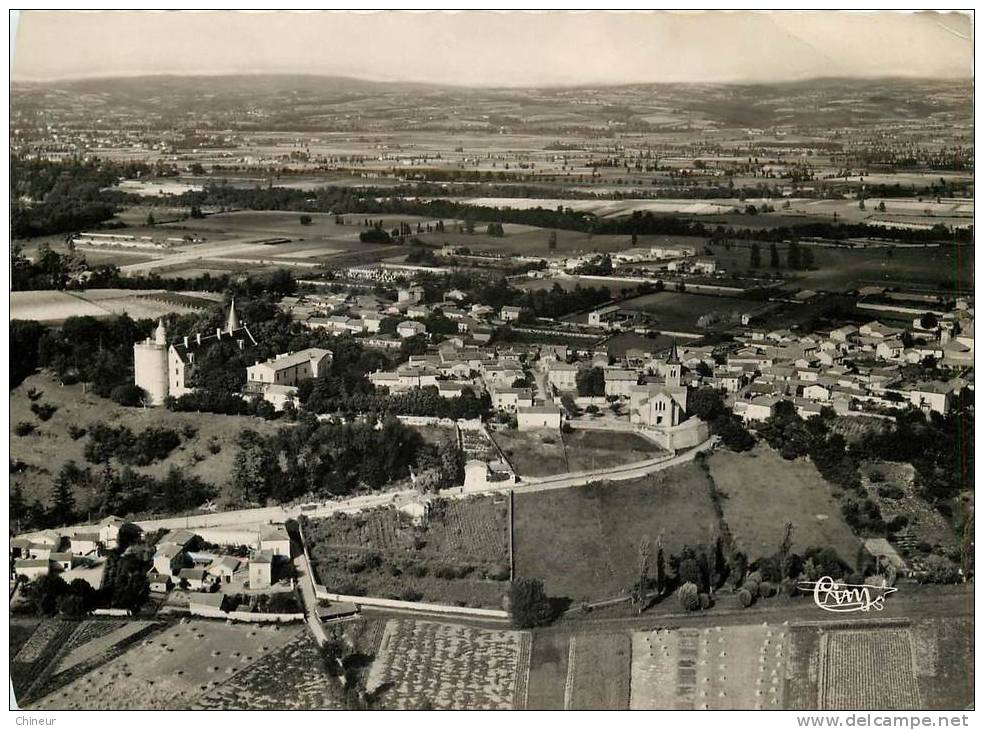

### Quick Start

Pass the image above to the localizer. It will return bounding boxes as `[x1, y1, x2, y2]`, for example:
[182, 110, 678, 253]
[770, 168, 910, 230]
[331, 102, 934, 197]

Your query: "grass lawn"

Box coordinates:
[513, 463, 719, 602]
[708, 445, 863, 564]
[10, 373, 284, 514]
[491, 427, 661, 478]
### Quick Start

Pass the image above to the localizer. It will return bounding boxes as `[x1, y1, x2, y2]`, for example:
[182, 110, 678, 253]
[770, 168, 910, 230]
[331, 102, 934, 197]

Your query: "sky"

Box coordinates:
[11, 10, 974, 87]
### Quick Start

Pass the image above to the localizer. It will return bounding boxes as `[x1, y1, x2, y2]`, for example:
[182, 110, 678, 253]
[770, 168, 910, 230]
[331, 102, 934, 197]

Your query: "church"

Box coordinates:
[133, 300, 256, 405]
[628, 342, 689, 428]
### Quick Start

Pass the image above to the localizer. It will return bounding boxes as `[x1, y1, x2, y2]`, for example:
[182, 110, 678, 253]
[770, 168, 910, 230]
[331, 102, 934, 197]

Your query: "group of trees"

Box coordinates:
[686, 387, 756, 452]
[10, 157, 147, 238]
[20, 546, 151, 618]
[82, 423, 183, 466]
[231, 416, 464, 503]
[12, 460, 217, 532]
[748, 240, 814, 271]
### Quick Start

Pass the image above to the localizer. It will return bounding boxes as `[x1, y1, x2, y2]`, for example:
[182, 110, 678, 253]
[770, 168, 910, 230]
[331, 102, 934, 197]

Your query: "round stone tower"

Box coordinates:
[133, 318, 169, 405]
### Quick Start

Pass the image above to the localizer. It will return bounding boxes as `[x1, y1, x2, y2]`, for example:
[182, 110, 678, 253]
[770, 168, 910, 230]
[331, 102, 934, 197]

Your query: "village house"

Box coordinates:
[517, 404, 563, 430]
[249, 551, 274, 590]
[207, 556, 243, 584]
[153, 542, 186, 576]
[436, 381, 466, 399]
[246, 348, 333, 387]
[492, 387, 535, 412]
[14, 559, 51, 582]
[177, 567, 214, 591]
[397, 285, 425, 304]
[500, 305, 523, 321]
[397, 320, 427, 339]
[69, 532, 101, 557]
[260, 525, 292, 558]
[546, 361, 580, 392]
[604, 368, 640, 398]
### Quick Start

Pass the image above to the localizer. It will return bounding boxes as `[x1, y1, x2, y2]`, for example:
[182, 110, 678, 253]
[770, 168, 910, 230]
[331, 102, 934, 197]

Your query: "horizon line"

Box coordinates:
[10, 69, 975, 90]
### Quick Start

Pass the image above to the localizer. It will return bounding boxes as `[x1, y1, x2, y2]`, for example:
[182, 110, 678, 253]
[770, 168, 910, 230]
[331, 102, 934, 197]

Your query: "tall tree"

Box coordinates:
[749, 243, 761, 268]
[769, 242, 780, 268]
[787, 239, 801, 270]
[49, 467, 77, 527]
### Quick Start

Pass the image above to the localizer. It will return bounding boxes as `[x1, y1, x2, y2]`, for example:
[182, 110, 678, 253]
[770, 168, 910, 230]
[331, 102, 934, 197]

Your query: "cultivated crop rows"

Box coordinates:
[366, 619, 528, 709]
[820, 629, 921, 710]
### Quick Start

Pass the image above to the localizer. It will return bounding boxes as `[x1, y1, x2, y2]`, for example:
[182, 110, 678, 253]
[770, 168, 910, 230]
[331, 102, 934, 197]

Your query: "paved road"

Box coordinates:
[294, 553, 328, 646]
[23, 437, 714, 543]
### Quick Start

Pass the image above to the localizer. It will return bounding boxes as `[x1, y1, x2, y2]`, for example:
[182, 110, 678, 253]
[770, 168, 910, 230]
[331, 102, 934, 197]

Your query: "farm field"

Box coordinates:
[196, 632, 346, 709]
[304, 496, 510, 608]
[365, 619, 530, 709]
[911, 618, 975, 710]
[11, 619, 78, 702]
[31, 621, 301, 710]
[818, 627, 921, 710]
[10, 373, 284, 510]
[708, 242, 973, 294]
[619, 291, 752, 332]
[10, 288, 223, 325]
[491, 427, 661, 478]
[708, 446, 862, 564]
[567, 632, 631, 710]
[630, 624, 788, 710]
[513, 463, 719, 602]
[525, 631, 570, 710]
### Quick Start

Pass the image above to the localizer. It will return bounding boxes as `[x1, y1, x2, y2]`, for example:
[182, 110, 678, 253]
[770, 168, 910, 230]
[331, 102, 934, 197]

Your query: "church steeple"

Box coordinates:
[226, 298, 240, 334]
[667, 340, 681, 366]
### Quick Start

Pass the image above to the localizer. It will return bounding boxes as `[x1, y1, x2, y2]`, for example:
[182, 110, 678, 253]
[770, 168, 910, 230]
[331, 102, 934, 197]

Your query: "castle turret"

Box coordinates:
[154, 318, 167, 346]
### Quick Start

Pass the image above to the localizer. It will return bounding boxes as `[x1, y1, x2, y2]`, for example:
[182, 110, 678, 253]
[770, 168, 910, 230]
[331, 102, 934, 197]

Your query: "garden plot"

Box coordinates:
[31, 621, 300, 710]
[196, 633, 346, 710]
[631, 624, 788, 710]
[305, 496, 510, 608]
[365, 619, 530, 709]
[819, 627, 921, 710]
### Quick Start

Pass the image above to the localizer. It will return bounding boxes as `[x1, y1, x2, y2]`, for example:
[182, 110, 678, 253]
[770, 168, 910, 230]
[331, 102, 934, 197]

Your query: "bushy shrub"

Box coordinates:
[67, 424, 87, 440]
[758, 581, 774, 598]
[110, 383, 146, 408]
[26, 388, 43, 402]
[698, 593, 712, 610]
[677, 581, 700, 612]
[14, 422, 35, 437]
[737, 588, 754, 608]
[30, 402, 57, 421]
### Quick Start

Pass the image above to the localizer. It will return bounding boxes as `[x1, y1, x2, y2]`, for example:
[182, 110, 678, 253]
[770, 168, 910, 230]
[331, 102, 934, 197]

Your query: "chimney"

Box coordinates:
[216, 328, 222, 340]
[183, 335, 189, 348]
[196, 333, 201, 345]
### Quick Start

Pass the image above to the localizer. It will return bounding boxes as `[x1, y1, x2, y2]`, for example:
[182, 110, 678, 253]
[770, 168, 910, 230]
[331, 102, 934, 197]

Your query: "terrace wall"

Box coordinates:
[311, 586, 509, 620]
